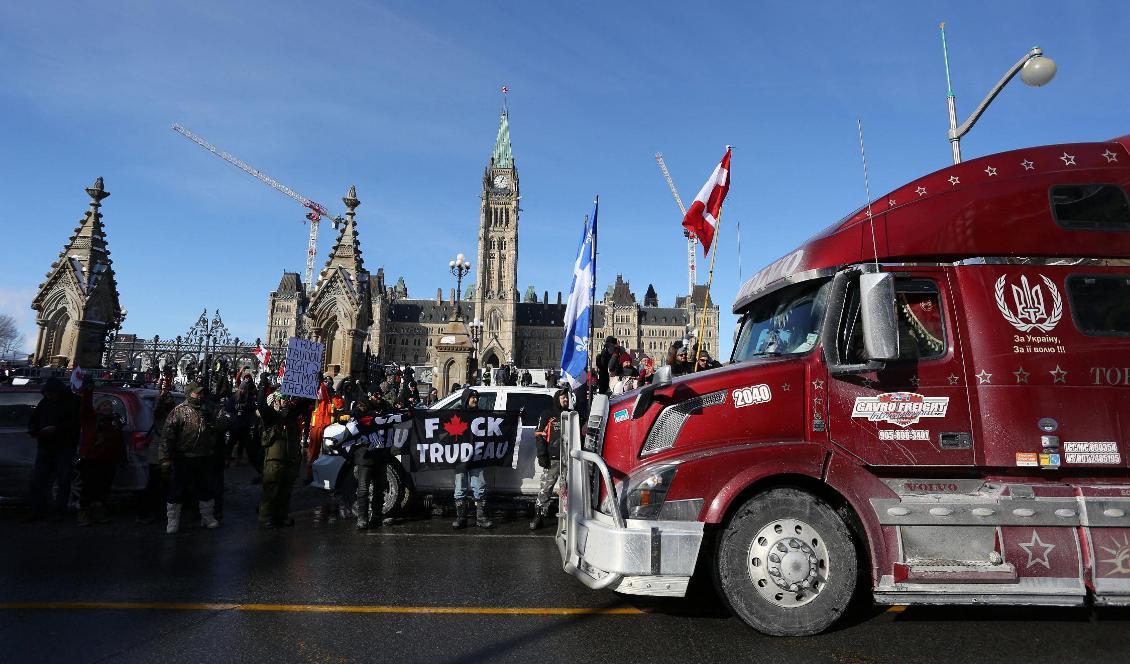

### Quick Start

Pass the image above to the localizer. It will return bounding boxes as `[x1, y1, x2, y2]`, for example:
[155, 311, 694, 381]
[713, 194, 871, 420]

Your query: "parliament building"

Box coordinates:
[264, 109, 720, 384]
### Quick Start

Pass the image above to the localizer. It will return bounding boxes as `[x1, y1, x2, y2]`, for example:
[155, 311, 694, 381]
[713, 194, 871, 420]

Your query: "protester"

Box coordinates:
[350, 393, 408, 530]
[667, 341, 693, 376]
[694, 349, 723, 372]
[452, 387, 493, 529]
[227, 372, 259, 468]
[25, 377, 80, 522]
[138, 383, 176, 524]
[161, 382, 230, 534]
[637, 357, 656, 386]
[76, 386, 125, 526]
[595, 336, 618, 394]
[257, 390, 306, 529]
[610, 355, 639, 395]
[449, 382, 462, 396]
[306, 375, 332, 484]
[530, 388, 569, 530]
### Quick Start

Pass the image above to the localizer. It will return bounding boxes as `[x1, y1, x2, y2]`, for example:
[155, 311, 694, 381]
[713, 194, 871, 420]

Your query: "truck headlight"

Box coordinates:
[623, 464, 679, 520]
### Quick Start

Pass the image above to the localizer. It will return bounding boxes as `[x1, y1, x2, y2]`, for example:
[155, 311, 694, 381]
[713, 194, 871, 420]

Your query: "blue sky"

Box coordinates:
[1, 1, 1127, 358]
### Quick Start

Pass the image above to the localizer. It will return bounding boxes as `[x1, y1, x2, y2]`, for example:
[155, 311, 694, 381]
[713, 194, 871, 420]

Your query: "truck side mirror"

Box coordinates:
[859, 273, 900, 362]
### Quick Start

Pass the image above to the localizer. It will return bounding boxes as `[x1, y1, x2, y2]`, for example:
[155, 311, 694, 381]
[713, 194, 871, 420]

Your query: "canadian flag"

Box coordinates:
[70, 365, 84, 392]
[254, 345, 271, 366]
[681, 147, 731, 256]
[277, 360, 285, 379]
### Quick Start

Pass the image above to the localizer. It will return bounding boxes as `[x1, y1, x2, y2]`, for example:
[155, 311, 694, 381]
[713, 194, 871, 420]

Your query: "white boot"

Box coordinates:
[199, 500, 220, 529]
[166, 503, 182, 535]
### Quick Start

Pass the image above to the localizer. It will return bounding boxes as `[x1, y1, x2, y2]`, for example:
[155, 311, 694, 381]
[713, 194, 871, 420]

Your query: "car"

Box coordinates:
[0, 385, 183, 502]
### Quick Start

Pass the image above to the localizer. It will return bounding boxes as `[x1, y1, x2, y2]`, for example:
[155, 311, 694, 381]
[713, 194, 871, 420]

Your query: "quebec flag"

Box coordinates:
[560, 200, 597, 389]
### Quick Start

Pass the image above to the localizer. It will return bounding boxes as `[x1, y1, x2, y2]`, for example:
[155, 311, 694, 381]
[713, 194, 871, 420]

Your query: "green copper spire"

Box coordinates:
[491, 110, 513, 168]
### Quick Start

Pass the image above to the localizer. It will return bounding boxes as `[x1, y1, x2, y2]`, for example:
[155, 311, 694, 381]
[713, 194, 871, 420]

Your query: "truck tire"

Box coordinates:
[715, 488, 857, 636]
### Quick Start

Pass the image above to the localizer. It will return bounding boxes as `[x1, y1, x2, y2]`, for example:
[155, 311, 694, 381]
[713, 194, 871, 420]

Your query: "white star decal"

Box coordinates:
[888, 198, 896, 206]
[915, 186, 927, 196]
[781, 383, 790, 391]
[1102, 149, 1119, 163]
[813, 396, 824, 406]
[976, 369, 992, 384]
[1013, 367, 1030, 384]
[1021, 159, 1035, 171]
[1060, 152, 1076, 166]
[947, 374, 960, 385]
[1018, 530, 1056, 569]
[948, 175, 960, 186]
[984, 166, 998, 176]
[909, 376, 920, 388]
[1050, 365, 1068, 384]
[812, 379, 824, 391]
[862, 377, 875, 389]
[865, 208, 872, 217]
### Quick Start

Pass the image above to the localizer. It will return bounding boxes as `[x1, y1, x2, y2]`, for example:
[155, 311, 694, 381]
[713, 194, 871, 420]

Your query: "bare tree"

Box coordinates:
[0, 313, 26, 356]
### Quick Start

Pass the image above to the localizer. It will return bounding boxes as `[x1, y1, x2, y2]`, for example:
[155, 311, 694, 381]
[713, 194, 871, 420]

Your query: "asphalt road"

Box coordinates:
[0, 467, 1127, 664]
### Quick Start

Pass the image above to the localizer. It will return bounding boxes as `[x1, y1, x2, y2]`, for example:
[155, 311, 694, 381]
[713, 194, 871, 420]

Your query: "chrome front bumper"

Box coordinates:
[556, 409, 704, 596]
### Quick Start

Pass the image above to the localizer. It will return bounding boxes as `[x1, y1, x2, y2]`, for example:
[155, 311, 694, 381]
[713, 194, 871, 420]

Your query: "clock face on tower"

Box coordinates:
[493, 174, 510, 189]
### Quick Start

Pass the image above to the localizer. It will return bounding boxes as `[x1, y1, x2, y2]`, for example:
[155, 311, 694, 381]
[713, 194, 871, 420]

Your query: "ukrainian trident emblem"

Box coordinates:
[994, 274, 1062, 333]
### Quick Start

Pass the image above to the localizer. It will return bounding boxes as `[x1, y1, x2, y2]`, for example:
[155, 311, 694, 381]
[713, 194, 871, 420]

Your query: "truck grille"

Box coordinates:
[641, 390, 726, 457]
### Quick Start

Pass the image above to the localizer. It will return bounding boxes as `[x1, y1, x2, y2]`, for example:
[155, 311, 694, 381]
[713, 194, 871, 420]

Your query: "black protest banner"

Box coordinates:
[409, 410, 521, 471]
[348, 415, 414, 452]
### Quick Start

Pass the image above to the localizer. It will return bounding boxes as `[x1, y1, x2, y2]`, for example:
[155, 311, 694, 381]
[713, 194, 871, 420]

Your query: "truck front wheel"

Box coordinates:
[716, 488, 858, 636]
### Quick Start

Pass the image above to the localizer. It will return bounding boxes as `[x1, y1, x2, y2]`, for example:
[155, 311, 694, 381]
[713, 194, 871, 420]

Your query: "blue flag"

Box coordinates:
[560, 200, 597, 389]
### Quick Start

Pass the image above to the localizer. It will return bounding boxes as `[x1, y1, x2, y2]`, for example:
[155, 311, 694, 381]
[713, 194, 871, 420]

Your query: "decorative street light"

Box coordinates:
[940, 22, 1056, 164]
[468, 318, 484, 384]
[449, 252, 472, 321]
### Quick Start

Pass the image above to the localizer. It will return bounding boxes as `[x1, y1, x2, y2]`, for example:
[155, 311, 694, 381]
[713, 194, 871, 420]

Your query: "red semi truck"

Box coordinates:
[557, 136, 1130, 635]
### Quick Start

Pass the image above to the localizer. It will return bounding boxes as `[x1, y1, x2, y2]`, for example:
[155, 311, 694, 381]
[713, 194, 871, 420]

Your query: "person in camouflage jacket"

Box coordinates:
[160, 382, 230, 534]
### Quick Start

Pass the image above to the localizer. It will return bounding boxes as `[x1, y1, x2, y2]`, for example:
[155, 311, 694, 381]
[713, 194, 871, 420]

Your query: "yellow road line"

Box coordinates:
[885, 605, 908, 613]
[0, 601, 642, 616]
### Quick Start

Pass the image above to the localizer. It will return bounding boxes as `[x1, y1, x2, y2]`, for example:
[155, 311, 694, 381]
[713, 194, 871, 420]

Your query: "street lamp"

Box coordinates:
[449, 252, 472, 321]
[467, 318, 483, 384]
[940, 22, 1056, 164]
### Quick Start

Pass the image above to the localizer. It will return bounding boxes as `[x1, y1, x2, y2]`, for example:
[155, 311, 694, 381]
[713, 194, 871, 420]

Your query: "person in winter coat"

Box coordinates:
[693, 349, 723, 372]
[451, 388, 493, 529]
[257, 390, 307, 529]
[595, 336, 618, 394]
[306, 375, 332, 483]
[25, 377, 81, 521]
[76, 386, 125, 526]
[530, 388, 569, 530]
[349, 395, 408, 530]
[138, 385, 176, 524]
[666, 342, 693, 376]
[160, 382, 231, 534]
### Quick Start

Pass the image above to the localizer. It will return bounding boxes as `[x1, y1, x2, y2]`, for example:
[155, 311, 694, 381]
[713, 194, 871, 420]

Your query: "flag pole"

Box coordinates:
[693, 212, 720, 368]
[587, 196, 598, 406]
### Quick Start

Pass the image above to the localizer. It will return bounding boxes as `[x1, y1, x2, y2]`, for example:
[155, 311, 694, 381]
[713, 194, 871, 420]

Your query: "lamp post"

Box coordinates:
[940, 22, 1056, 164]
[468, 318, 483, 385]
[449, 252, 472, 321]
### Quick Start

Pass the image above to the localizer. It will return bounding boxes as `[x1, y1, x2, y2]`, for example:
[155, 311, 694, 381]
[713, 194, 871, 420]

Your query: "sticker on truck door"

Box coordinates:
[851, 392, 949, 428]
[994, 274, 1063, 333]
[1063, 441, 1122, 465]
[732, 384, 772, 408]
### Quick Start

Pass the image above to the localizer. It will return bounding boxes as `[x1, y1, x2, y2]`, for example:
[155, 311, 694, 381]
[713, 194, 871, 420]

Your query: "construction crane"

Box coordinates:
[171, 123, 342, 295]
[655, 153, 697, 295]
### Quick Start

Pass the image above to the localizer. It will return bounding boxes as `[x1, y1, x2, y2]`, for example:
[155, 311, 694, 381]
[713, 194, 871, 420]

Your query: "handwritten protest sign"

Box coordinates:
[279, 337, 324, 399]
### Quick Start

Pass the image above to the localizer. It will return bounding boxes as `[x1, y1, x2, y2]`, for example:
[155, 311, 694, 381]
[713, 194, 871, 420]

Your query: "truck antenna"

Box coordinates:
[856, 117, 880, 268]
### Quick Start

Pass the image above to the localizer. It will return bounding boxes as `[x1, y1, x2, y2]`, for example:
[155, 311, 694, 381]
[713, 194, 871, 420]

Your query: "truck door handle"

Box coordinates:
[939, 432, 972, 450]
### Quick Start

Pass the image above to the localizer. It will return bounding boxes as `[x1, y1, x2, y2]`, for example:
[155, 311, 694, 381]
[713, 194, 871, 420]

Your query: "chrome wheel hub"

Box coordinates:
[746, 518, 829, 608]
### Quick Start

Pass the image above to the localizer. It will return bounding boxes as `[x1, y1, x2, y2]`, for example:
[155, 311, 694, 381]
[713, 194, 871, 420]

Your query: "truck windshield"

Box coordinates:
[732, 280, 829, 363]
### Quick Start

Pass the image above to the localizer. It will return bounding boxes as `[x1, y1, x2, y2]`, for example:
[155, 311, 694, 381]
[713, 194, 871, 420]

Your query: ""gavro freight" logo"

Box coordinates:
[851, 392, 950, 428]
